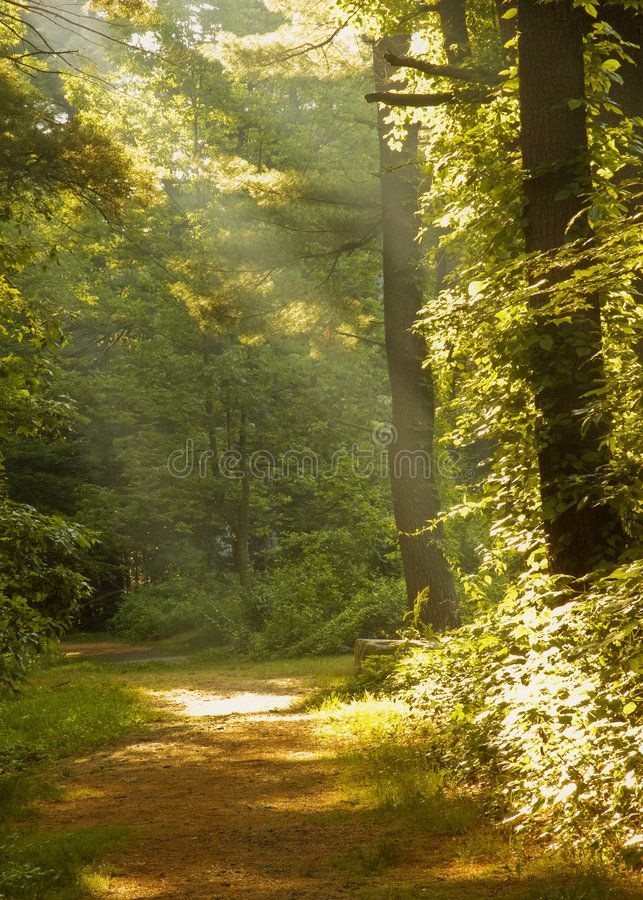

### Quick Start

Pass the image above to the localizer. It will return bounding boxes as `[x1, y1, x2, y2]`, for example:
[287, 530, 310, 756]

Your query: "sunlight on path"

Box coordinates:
[156, 689, 298, 717]
[36, 655, 561, 899]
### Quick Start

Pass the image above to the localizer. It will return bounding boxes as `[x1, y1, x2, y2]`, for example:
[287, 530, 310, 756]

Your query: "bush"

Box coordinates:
[108, 527, 404, 655]
[292, 579, 407, 655]
[109, 575, 242, 644]
[241, 527, 404, 656]
[0, 502, 94, 689]
[372, 564, 643, 861]
[247, 565, 405, 658]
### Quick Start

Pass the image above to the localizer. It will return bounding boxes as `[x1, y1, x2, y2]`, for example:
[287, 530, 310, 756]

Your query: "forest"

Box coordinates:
[0, 0, 641, 897]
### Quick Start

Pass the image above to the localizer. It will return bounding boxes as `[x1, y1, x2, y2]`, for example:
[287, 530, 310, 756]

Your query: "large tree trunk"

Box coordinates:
[439, 0, 471, 63]
[517, 0, 625, 577]
[434, 0, 472, 297]
[601, 4, 642, 120]
[600, 3, 642, 363]
[373, 36, 459, 631]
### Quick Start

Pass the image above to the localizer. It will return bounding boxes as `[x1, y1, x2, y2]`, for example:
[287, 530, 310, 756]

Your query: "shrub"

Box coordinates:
[244, 528, 404, 656]
[248, 568, 405, 657]
[293, 579, 406, 655]
[0, 502, 93, 689]
[108, 575, 242, 644]
[374, 564, 643, 861]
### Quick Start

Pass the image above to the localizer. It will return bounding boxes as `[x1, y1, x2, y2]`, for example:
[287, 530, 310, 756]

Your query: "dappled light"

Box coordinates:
[156, 689, 297, 717]
[1, 0, 641, 896]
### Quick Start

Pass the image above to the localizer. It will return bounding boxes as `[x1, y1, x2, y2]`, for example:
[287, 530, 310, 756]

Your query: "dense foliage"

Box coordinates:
[380, 563, 642, 859]
[0, 0, 641, 867]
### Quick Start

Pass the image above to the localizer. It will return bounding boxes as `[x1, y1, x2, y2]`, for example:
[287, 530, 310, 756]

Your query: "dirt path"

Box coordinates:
[62, 641, 188, 665]
[36, 645, 530, 899]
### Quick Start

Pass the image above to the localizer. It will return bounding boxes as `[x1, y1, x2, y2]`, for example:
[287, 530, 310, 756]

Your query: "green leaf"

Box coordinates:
[468, 280, 487, 299]
[628, 653, 643, 675]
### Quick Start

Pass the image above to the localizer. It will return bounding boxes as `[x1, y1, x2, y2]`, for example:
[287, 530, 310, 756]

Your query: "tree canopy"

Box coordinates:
[0, 0, 641, 867]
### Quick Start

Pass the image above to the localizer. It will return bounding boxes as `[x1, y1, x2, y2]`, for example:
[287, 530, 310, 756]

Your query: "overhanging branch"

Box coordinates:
[397, 2, 442, 27]
[365, 90, 455, 107]
[383, 51, 500, 85]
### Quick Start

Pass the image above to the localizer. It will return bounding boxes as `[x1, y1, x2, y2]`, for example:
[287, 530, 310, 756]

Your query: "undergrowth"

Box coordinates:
[316, 688, 643, 899]
[0, 826, 129, 899]
[0, 659, 154, 898]
[0, 670, 153, 775]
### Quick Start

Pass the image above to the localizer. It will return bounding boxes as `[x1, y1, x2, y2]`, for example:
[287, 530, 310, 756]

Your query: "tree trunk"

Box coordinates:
[233, 493, 251, 589]
[517, 0, 625, 577]
[373, 36, 460, 631]
[439, 0, 471, 63]
[233, 413, 251, 590]
[601, 4, 643, 121]
[600, 3, 642, 363]
[434, 0, 473, 297]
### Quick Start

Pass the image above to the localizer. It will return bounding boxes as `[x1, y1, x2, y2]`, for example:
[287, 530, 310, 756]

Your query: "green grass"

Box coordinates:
[89, 647, 353, 693]
[189, 648, 352, 681]
[0, 826, 129, 899]
[515, 857, 643, 900]
[331, 835, 402, 878]
[0, 774, 61, 826]
[334, 736, 483, 834]
[0, 669, 155, 776]
[141, 642, 352, 677]
[0, 656, 157, 899]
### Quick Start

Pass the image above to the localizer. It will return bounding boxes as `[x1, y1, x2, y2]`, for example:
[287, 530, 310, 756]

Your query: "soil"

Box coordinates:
[62, 642, 188, 665]
[37, 644, 528, 899]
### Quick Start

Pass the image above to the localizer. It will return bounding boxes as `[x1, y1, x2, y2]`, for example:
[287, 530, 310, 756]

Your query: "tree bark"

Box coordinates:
[602, 3, 643, 121]
[232, 413, 251, 590]
[373, 36, 460, 631]
[600, 3, 642, 363]
[434, 0, 472, 297]
[517, 0, 625, 577]
[439, 0, 471, 63]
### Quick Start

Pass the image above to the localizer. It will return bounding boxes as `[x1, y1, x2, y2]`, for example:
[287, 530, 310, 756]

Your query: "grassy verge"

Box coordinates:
[0, 644, 352, 898]
[0, 672, 155, 780]
[82, 647, 354, 693]
[314, 693, 643, 899]
[0, 827, 130, 899]
[0, 656, 157, 898]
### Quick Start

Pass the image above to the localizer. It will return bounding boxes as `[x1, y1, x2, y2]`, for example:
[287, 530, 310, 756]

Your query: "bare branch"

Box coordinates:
[383, 50, 500, 85]
[397, 2, 442, 27]
[365, 90, 455, 107]
[272, 12, 357, 63]
[336, 331, 385, 348]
